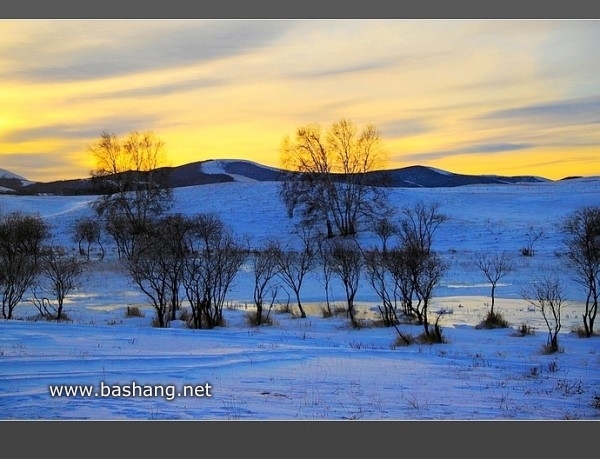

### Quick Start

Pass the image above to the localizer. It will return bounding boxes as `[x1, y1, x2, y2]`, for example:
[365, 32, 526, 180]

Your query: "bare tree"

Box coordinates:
[373, 216, 398, 253]
[474, 251, 514, 315]
[274, 229, 316, 319]
[183, 214, 246, 329]
[521, 272, 565, 353]
[413, 250, 447, 339]
[126, 238, 171, 328]
[159, 214, 194, 322]
[396, 201, 448, 340]
[562, 206, 600, 337]
[384, 245, 414, 317]
[398, 201, 447, 255]
[250, 241, 281, 326]
[32, 246, 85, 321]
[89, 130, 173, 260]
[125, 216, 191, 328]
[522, 226, 545, 257]
[73, 217, 104, 260]
[363, 247, 398, 326]
[280, 118, 389, 237]
[0, 211, 50, 319]
[316, 237, 335, 317]
[325, 237, 363, 328]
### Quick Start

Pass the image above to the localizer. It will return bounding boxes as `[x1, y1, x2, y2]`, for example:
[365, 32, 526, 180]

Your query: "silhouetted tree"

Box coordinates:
[562, 206, 600, 337]
[325, 237, 363, 328]
[364, 247, 398, 326]
[521, 272, 565, 353]
[280, 118, 389, 237]
[373, 216, 398, 253]
[73, 217, 104, 260]
[89, 130, 173, 260]
[183, 214, 246, 329]
[125, 215, 192, 328]
[250, 241, 281, 326]
[32, 246, 85, 321]
[0, 211, 50, 319]
[274, 228, 317, 319]
[396, 201, 448, 340]
[474, 251, 514, 315]
[522, 226, 545, 257]
[398, 201, 447, 255]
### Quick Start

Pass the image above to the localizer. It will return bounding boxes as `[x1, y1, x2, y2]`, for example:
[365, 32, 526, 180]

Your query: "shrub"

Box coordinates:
[416, 330, 447, 344]
[571, 325, 590, 338]
[520, 247, 533, 257]
[151, 315, 169, 328]
[392, 332, 416, 347]
[125, 306, 144, 318]
[541, 341, 563, 355]
[512, 323, 535, 336]
[246, 311, 275, 326]
[476, 310, 510, 329]
[178, 308, 191, 323]
[320, 306, 333, 318]
[592, 394, 600, 410]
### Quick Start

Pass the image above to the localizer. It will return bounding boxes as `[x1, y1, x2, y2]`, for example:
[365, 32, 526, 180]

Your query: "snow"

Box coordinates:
[426, 166, 454, 176]
[200, 159, 279, 183]
[1, 177, 600, 420]
[0, 168, 27, 181]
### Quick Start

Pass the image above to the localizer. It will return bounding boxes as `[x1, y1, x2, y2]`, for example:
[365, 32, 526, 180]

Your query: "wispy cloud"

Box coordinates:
[506, 155, 598, 170]
[0, 153, 80, 181]
[1, 115, 162, 144]
[2, 20, 296, 83]
[479, 95, 600, 126]
[379, 118, 434, 138]
[289, 58, 398, 79]
[396, 142, 534, 163]
[72, 77, 227, 101]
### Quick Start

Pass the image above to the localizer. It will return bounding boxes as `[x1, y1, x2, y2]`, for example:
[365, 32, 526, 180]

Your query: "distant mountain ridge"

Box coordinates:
[0, 159, 551, 196]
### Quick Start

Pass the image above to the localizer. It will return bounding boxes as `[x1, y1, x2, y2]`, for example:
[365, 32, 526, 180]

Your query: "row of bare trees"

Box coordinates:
[0, 211, 85, 321]
[122, 213, 245, 329]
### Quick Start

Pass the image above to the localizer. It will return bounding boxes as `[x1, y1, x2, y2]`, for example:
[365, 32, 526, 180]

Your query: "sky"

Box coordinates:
[1, 174, 600, 420]
[1, 19, 599, 182]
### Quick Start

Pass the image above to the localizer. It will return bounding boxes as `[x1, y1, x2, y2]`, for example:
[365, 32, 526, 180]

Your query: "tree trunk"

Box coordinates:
[295, 292, 306, 318]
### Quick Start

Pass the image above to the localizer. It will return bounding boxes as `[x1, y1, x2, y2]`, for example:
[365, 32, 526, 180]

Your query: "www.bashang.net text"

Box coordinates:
[48, 381, 213, 401]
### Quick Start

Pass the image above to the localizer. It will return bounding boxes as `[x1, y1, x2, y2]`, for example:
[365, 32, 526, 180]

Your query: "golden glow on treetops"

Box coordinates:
[1, 19, 599, 182]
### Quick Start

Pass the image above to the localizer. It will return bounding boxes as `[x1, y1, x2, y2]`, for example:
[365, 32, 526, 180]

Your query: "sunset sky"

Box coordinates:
[1, 19, 599, 182]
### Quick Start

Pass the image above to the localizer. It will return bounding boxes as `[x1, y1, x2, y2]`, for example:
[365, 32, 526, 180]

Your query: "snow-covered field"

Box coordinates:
[1, 177, 599, 420]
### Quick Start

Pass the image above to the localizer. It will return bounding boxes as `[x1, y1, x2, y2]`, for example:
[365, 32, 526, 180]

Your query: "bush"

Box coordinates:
[512, 323, 535, 336]
[476, 310, 510, 329]
[416, 330, 447, 344]
[151, 315, 169, 328]
[246, 311, 275, 326]
[571, 325, 592, 338]
[520, 247, 533, 257]
[125, 306, 144, 318]
[320, 307, 333, 318]
[392, 332, 416, 347]
[592, 394, 600, 410]
[178, 308, 191, 323]
[541, 341, 563, 355]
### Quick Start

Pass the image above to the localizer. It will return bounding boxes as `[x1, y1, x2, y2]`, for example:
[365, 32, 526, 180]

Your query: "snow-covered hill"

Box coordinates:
[0, 167, 33, 193]
[0, 159, 558, 196]
[0, 168, 27, 181]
